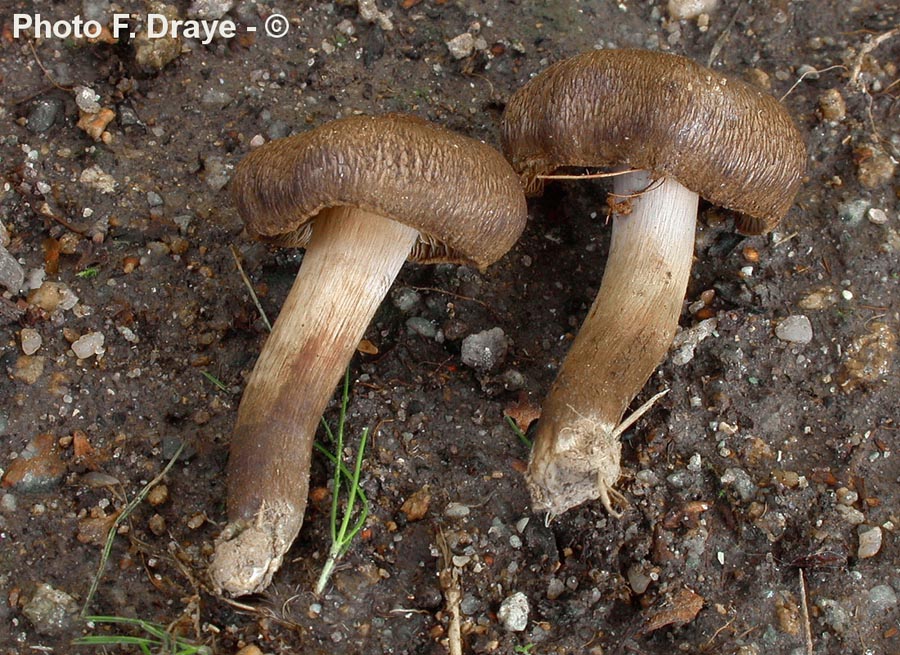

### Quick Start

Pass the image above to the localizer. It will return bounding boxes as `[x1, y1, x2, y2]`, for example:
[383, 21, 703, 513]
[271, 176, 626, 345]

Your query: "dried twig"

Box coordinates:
[799, 568, 813, 655]
[436, 529, 463, 655]
[849, 26, 900, 89]
[230, 244, 273, 332]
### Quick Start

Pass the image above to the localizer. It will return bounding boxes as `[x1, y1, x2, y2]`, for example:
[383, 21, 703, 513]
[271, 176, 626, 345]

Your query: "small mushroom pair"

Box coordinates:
[500, 49, 806, 518]
[209, 114, 527, 596]
[212, 49, 806, 596]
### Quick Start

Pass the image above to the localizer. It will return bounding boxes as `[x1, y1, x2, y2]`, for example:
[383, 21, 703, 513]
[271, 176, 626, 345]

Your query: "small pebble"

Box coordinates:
[201, 155, 231, 191]
[27, 98, 63, 133]
[867, 208, 888, 225]
[188, 0, 234, 20]
[71, 331, 105, 359]
[817, 598, 850, 634]
[201, 88, 233, 108]
[867, 585, 897, 613]
[147, 483, 169, 506]
[20, 328, 42, 355]
[80, 165, 117, 193]
[546, 577, 565, 600]
[74, 86, 102, 114]
[392, 287, 422, 313]
[446, 32, 475, 59]
[667, 0, 718, 20]
[498, 591, 529, 632]
[775, 315, 813, 344]
[147, 191, 164, 207]
[444, 502, 470, 518]
[818, 88, 846, 122]
[627, 564, 652, 594]
[134, 4, 182, 71]
[0, 244, 25, 293]
[406, 316, 437, 339]
[460, 327, 508, 372]
[835, 503, 865, 525]
[148, 513, 167, 536]
[22, 584, 79, 635]
[720, 468, 757, 502]
[857, 526, 882, 559]
[857, 148, 896, 189]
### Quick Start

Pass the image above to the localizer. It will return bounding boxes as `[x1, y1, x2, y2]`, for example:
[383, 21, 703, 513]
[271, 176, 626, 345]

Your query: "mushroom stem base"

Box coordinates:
[210, 207, 418, 596]
[527, 171, 698, 519]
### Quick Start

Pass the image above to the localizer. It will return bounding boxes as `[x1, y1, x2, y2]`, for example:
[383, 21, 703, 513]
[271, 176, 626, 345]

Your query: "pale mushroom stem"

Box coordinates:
[210, 206, 418, 596]
[527, 170, 699, 518]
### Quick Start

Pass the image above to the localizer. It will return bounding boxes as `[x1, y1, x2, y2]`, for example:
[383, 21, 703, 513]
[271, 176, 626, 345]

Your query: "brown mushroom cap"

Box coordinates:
[501, 48, 806, 234]
[231, 114, 527, 267]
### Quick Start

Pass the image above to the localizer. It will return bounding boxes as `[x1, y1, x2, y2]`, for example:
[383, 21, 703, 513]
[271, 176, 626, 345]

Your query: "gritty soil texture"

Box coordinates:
[1, 1, 898, 654]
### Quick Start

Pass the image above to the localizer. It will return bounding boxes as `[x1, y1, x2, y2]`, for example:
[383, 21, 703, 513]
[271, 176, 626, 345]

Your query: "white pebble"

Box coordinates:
[867, 208, 888, 225]
[20, 328, 42, 355]
[71, 331, 105, 359]
[858, 526, 882, 559]
[498, 591, 529, 632]
[444, 502, 470, 518]
[667, 0, 719, 20]
[446, 32, 475, 59]
[775, 315, 813, 344]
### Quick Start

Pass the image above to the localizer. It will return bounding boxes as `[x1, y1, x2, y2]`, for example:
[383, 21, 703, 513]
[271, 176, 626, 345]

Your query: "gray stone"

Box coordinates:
[444, 502, 470, 518]
[267, 119, 291, 141]
[188, 0, 234, 19]
[202, 155, 231, 191]
[0, 245, 24, 293]
[82, 0, 111, 22]
[775, 315, 813, 344]
[720, 468, 757, 501]
[459, 594, 481, 615]
[393, 287, 422, 313]
[27, 98, 63, 133]
[74, 86, 101, 113]
[867, 584, 897, 613]
[446, 33, 475, 59]
[498, 591, 529, 632]
[22, 584, 79, 635]
[546, 577, 565, 600]
[817, 598, 850, 634]
[406, 317, 437, 339]
[461, 327, 508, 372]
[201, 88, 233, 108]
[147, 191, 164, 207]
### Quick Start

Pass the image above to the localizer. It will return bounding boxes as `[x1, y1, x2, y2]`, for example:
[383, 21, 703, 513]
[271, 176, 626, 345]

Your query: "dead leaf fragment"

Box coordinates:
[503, 393, 541, 433]
[642, 586, 704, 634]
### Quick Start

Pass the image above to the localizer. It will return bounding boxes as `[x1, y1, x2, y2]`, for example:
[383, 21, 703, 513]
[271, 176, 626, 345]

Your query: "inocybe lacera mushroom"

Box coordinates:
[501, 49, 806, 519]
[211, 115, 526, 596]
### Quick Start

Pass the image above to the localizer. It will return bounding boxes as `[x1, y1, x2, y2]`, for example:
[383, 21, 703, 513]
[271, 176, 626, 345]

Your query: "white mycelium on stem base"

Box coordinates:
[527, 171, 698, 518]
[210, 207, 417, 596]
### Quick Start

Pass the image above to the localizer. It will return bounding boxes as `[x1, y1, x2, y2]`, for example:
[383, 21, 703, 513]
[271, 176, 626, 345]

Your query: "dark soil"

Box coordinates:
[1, 1, 898, 654]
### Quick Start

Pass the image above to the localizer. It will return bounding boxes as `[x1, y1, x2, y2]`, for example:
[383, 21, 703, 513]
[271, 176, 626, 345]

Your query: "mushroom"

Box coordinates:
[211, 114, 527, 595]
[500, 49, 805, 518]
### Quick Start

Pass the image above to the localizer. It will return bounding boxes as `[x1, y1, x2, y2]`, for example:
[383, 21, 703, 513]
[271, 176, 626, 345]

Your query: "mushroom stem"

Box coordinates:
[527, 170, 698, 518]
[210, 206, 418, 596]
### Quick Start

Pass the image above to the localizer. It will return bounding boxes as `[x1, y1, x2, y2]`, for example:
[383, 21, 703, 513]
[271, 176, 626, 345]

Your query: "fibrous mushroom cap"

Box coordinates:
[231, 114, 528, 268]
[501, 48, 807, 234]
